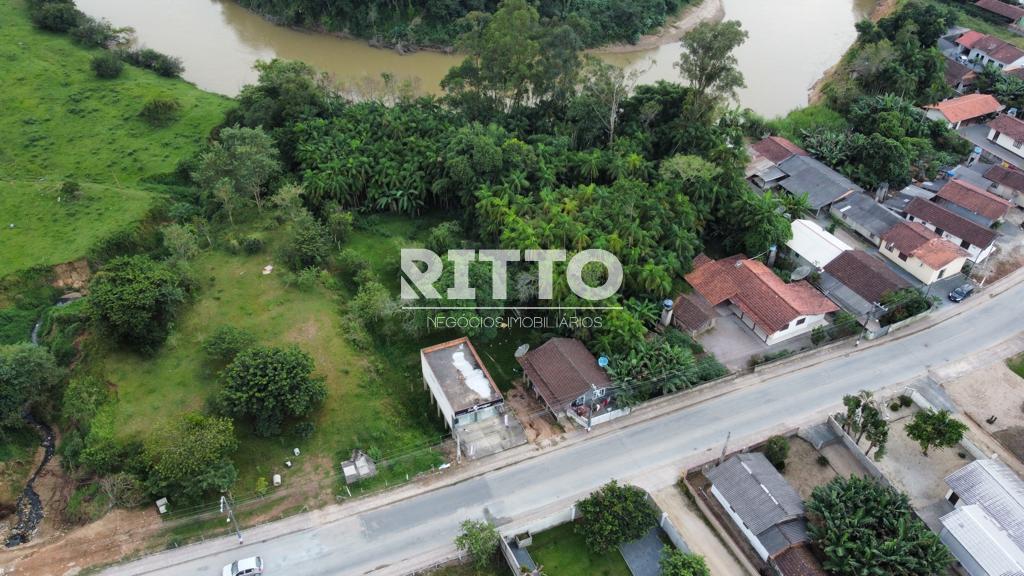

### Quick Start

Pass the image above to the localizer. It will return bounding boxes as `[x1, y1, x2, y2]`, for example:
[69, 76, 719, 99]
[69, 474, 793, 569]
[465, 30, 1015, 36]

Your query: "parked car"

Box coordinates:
[223, 557, 263, 576]
[948, 283, 974, 303]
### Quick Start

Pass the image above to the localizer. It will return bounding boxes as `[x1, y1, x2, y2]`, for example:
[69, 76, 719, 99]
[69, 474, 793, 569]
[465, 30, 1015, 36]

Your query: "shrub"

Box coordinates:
[575, 481, 657, 553]
[295, 267, 321, 291]
[337, 248, 370, 282]
[60, 180, 83, 200]
[425, 221, 462, 253]
[293, 421, 315, 440]
[117, 48, 184, 78]
[763, 435, 790, 471]
[241, 235, 264, 255]
[695, 355, 728, 382]
[280, 214, 331, 271]
[899, 394, 913, 407]
[889, 401, 901, 412]
[202, 325, 256, 363]
[816, 455, 830, 467]
[88, 255, 190, 354]
[69, 16, 118, 47]
[90, 52, 124, 79]
[31, 1, 81, 32]
[454, 520, 499, 571]
[811, 325, 827, 346]
[220, 346, 327, 437]
[139, 97, 182, 127]
[660, 548, 710, 576]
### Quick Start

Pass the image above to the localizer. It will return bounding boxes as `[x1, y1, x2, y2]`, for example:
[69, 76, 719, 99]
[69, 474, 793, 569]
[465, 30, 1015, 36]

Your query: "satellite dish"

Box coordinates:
[791, 265, 813, 281]
[597, 356, 609, 368]
[514, 344, 530, 358]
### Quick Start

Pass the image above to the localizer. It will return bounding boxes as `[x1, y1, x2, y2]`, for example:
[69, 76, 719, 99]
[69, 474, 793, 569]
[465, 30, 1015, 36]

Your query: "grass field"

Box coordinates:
[0, 180, 154, 277]
[0, 0, 231, 184]
[1010, 353, 1024, 379]
[529, 523, 632, 576]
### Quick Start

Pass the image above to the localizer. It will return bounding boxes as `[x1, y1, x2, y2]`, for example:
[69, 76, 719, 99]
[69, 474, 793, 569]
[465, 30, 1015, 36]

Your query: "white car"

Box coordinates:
[222, 556, 263, 576]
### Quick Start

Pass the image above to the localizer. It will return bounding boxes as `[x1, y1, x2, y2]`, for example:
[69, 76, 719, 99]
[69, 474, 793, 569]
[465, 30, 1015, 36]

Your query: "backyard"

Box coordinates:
[1010, 352, 1024, 380]
[529, 523, 632, 576]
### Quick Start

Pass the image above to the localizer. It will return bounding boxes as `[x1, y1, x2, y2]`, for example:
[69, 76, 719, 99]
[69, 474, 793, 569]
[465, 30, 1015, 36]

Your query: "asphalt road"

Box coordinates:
[106, 280, 1024, 576]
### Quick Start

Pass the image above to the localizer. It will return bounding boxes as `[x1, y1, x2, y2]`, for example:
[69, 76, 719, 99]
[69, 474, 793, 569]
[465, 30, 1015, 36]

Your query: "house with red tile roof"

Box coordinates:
[900, 197, 997, 262]
[936, 177, 1012, 225]
[955, 30, 1024, 69]
[975, 0, 1024, 26]
[684, 254, 838, 345]
[925, 93, 1004, 129]
[879, 221, 969, 285]
[516, 337, 628, 428]
[752, 136, 808, 165]
[988, 114, 1024, 162]
[985, 164, 1024, 206]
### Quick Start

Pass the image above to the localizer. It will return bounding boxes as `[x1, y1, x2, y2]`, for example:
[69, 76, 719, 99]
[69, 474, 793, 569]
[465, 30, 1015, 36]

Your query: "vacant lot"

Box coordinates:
[0, 180, 153, 277]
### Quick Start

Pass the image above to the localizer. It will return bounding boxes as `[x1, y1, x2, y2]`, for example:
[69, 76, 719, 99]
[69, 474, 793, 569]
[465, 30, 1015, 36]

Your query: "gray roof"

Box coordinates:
[831, 192, 903, 237]
[707, 452, 805, 536]
[946, 459, 1024, 550]
[818, 272, 875, 318]
[778, 155, 863, 210]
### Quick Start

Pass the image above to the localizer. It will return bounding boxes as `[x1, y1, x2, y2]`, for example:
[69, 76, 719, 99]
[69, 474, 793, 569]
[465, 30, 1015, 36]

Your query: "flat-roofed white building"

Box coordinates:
[421, 337, 504, 430]
[786, 219, 852, 269]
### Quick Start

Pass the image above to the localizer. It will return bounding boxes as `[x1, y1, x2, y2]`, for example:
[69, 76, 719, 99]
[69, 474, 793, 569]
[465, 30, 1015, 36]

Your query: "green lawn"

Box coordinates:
[529, 523, 632, 576]
[1009, 353, 1024, 379]
[0, 0, 231, 184]
[0, 180, 153, 277]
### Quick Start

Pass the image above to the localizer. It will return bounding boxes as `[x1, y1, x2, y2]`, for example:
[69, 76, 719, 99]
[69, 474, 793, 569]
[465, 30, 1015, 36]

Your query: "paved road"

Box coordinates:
[106, 280, 1024, 576]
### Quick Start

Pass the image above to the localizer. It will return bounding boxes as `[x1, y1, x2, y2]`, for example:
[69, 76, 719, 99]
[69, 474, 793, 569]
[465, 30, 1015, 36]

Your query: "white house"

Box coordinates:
[878, 221, 969, 285]
[956, 30, 1024, 69]
[988, 114, 1024, 160]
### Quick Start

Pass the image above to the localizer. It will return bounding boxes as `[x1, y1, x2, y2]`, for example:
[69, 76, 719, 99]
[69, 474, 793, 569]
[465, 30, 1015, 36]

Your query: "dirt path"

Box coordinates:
[652, 486, 757, 575]
[593, 0, 725, 54]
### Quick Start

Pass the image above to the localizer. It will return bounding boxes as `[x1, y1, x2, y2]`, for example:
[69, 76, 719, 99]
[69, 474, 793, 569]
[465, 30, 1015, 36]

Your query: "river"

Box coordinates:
[76, 0, 874, 117]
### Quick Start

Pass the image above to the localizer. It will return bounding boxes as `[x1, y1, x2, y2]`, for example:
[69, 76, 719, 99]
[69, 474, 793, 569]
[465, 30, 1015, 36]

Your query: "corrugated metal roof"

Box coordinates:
[778, 155, 862, 210]
[707, 453, 805, 535]
[947, 459, 1024, 551]
[941, 504, 1024, 575]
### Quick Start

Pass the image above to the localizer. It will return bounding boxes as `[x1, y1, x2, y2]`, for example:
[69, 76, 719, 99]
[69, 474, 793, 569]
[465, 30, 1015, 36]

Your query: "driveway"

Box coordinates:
[697, 308, 813, 371]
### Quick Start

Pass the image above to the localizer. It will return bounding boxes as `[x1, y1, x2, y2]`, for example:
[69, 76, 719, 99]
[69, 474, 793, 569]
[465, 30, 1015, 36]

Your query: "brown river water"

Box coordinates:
[76, 0, 875, 117]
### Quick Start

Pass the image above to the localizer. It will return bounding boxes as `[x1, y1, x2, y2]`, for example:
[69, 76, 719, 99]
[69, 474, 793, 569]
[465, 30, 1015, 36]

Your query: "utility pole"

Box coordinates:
[220, 493, 243, 545]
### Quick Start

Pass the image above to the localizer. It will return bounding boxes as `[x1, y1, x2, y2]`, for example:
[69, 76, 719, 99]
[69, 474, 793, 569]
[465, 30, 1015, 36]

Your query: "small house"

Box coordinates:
[820, 250, 911, 321]
[830, 192, 904, 246]
[925, 93, 1004, 129]
[421, 337, 504, 431]
[975, 0, 1024, 28]
[879, 221, 969, 285]
[936, 177, 1012, 226]
[707, 453, 826, 576]
[899, 197, 997, 263]
[984, 164, 1024, 206]
[945, 59, 976, 94]
[516, 338, 628, 428]
[941, 459, 1024, 576]
[955, 30, 1024, 69]
[685, 254, 838, 345]
[989, 113, 1024, 162]
[671, 291, 717, 336]
[786, 219, 852, 269]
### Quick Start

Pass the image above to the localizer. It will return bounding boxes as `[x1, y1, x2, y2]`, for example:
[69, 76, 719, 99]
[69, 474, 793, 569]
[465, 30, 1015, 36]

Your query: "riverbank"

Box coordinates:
[594, 0, 725, 54]
[808, 0, 892, 105]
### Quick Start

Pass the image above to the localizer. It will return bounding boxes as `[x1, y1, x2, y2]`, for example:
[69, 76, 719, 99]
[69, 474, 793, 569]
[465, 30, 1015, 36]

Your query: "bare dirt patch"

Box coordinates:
[782, 438, 840, 500]
[505, 384, 562, 444]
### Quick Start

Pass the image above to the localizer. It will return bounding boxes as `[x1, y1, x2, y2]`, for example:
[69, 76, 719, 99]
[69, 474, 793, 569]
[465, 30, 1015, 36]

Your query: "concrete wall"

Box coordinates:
[989, 128, 1024, 159]
[991, 182, 1024, 207]
[421, 352, 456, 429]
[765, 314, 827, 345]
[826, 415, 892, 486]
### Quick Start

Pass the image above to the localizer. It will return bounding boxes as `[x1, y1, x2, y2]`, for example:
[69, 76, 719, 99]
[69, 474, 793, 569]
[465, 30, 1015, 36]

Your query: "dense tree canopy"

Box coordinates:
[0, 344, 63, 429]
[88, 255, 190, 354]
[220, 346, 327, 437]
[143, 413, 238, 504]
[807, 476, 950, 575]
[575, 481, 657, 553]
[234, 0, 685, 49]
